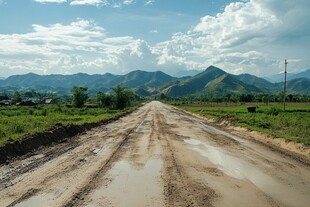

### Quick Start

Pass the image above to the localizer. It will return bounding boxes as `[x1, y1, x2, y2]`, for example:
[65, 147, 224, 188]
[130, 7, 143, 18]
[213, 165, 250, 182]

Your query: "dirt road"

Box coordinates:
[0, 101, 309, 207]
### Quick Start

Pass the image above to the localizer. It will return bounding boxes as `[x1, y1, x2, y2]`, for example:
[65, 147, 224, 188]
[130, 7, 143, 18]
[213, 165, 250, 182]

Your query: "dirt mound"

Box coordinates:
[0, 111, 132, 164]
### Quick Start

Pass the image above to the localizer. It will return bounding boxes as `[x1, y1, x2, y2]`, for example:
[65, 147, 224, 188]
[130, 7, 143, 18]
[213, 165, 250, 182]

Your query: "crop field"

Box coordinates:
[0, 104, 133, 146]
[172, 102, 310, 145]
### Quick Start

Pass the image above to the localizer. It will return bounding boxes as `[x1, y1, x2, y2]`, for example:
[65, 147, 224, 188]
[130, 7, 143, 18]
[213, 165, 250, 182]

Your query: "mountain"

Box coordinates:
[107, 70, 176, 89]
[1, 66, 309, 96]
[234, 73, 275, 92]
[264, 69, 310, 83]
[173, 70, 202, 78]
[163, 66, 226, 97]
[274, 78, 310, 94]
[205, 74, 262, 95]
[0, 71, 176, 95]
[2, 73, 114, 89]
[290, 70, 310, 80]
[132, 87, 152, 97]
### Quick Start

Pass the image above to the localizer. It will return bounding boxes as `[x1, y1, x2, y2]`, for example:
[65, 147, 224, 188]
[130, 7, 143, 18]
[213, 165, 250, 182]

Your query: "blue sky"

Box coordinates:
[0, 0, 310, 77]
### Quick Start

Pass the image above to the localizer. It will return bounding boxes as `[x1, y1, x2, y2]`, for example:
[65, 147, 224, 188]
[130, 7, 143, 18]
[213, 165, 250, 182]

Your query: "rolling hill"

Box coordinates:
[106, 70, 176, 89]
[204, 74, 262, 95]
[234, 73, 276, 92]
[275, 78, 310, 94]
[1, 73, 116, 92]
[0, 66, 309, 96]
[264, 69, 310, 83]
[0, 70, 177, 94]
[162, 66, 226, 97]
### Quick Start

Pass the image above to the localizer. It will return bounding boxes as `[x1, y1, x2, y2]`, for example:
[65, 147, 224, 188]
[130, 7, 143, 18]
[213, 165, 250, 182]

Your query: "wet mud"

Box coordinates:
[0, 110, 134, 164]
[0, 101, 309, 207]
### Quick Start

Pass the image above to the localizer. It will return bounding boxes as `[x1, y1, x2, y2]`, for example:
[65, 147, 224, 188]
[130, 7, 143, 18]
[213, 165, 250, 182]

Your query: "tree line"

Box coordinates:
[71, 85, 136, 109]
[0, 85, 137, 110]
[157, 92, 310, 104]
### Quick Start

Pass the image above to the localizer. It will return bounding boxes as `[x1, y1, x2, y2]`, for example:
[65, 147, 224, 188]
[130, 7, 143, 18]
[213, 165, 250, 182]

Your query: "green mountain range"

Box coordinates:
[0, 66, 309, 96]
[264, 69, 310, 83]
[162, 66, 226, 97]
[204, 74, 262, 95]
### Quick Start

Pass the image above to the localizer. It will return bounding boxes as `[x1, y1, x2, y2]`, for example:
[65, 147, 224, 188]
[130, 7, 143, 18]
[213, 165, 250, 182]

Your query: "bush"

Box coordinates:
[267, 106, 280, 116]
[71, 87, 89, 108]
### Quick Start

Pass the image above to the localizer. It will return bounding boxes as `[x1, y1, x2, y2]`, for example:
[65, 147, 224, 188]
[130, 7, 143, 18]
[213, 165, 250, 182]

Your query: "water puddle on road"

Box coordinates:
[14, 194, 53, 207]
[88, 159, 163, 207]
[184, 138, 310, 206]
[135, 127, 152, 133]
[196, 121, 248, 144]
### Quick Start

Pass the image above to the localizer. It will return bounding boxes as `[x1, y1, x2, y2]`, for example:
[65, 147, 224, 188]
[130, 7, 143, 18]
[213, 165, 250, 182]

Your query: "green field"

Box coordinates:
[172, 102, 310, 145]
[0, 104, 135, 146]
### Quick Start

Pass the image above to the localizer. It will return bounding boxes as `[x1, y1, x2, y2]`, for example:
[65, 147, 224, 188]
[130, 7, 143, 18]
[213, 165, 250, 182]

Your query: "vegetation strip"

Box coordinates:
[0, 107, 138, 164]
[170, 102, 310, 145]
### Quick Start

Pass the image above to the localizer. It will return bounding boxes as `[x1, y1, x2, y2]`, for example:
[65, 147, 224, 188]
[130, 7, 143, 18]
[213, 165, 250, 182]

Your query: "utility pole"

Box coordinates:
[283, 59, 288, 112]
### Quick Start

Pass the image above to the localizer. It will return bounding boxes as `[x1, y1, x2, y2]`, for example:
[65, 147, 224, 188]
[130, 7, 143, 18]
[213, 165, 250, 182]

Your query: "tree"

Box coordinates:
[71, 87, 88, 108]
[96, 92, 112, 108]
[287, 94, 294, 102]
[277, 92, 284, 103]
[24, 89, 36, 99]
[159, 93, 167, 100]
[12, 92, 22, 102]
[112, 85, 134, 109]
[262, 95, 269, 105]
[239, 94, 254, 102]
[0, 93, 9, 101]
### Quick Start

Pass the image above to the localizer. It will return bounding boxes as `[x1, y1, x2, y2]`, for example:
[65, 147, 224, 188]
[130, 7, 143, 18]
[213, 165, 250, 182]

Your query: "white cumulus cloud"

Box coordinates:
[70, 0, 107, 6]
[2, 0, 310, 77]
[123, 0, 135, 5]
[144, 0, 154, 6]
[34, 0, 67, 3]
[155, 0, 310, 76]
[34, 0, 136, 7]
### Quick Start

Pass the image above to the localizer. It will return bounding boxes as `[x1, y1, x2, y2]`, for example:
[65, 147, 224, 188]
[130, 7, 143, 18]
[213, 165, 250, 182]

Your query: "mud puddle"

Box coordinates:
[135, 120, 152, 133]
[87, 159, 163, 207]
[0, 154, 46, 189]
[13, 193, 53, 207]
[184, 138, 310, 206]
[196, 121, 247, 144]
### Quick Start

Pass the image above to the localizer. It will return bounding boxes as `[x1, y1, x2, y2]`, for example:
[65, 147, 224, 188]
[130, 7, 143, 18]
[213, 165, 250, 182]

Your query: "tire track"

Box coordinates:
[156, 112, 217, 207]
[62, 108, 151, 207]
[1, 102, 310, 207]
[1, 104, 151, 207]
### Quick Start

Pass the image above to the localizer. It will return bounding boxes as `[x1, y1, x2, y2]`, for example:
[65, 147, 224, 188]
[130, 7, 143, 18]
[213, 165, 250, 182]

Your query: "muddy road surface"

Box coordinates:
[1, 101, 310, 207]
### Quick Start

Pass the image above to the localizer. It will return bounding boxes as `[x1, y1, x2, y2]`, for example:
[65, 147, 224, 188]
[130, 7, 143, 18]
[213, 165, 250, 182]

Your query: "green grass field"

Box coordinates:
[173, 102, 310, 145]
[0, 104, 135, 146]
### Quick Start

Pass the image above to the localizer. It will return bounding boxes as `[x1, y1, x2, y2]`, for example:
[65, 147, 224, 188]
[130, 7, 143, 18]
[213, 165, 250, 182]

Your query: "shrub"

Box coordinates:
[267, 106, 280, 116]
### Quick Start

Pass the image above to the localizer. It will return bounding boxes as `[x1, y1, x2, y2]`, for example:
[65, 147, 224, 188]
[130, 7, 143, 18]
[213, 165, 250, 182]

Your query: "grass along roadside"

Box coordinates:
[0, 104, 139, 147]
[172, 102, 310, 145]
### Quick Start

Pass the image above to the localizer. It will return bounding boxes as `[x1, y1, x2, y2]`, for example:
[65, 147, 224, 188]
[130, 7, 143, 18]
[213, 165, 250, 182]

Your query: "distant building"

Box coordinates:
[37, 98, 53, 104]
[0, 100, 12, 106]
[16, 100, 37, 106]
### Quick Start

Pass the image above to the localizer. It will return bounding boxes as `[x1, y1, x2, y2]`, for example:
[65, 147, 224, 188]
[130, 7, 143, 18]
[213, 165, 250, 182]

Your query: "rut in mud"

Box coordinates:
[0, 101, 309, 207]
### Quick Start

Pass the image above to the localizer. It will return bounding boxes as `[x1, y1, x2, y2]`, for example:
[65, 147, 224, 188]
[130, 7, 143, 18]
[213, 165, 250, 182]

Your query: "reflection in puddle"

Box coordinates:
[196, 121, 247, 144]
[14, 194, 53, 207]
[184, 139, 309, 206]
[89, 160, 163, 207]
[135, 119, 152, 133]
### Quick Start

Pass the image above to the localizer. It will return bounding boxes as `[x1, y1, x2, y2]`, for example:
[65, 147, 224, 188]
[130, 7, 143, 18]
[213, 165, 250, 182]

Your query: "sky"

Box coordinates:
[0, 0, 310, 77]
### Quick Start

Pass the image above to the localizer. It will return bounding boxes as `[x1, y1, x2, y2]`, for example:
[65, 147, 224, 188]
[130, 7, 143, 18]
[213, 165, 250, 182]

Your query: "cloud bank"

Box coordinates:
[34, 0, 144, 7]
[1, 0, 310, 77]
